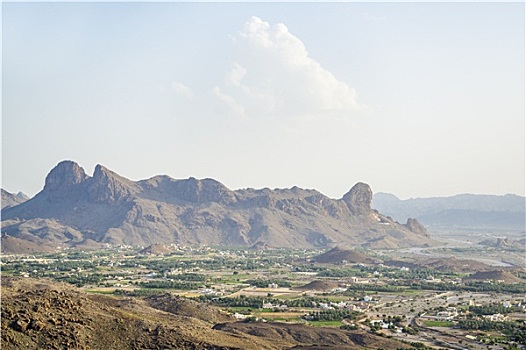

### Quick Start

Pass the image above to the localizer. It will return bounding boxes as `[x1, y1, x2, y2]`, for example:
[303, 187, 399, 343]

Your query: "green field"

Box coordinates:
[423, 320, 454, 327]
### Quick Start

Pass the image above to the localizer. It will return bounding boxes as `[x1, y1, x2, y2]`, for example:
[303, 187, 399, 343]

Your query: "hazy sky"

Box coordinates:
[2, 2, 524, 199]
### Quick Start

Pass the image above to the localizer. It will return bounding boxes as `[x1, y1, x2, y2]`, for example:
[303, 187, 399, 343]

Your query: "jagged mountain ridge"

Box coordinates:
[1, 161, 432, 251]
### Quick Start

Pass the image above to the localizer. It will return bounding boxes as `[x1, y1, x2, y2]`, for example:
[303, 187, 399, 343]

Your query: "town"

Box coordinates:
[2, 244, 525, 350]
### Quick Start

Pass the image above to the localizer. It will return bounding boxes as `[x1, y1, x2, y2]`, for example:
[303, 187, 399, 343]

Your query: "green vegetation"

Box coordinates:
[174, 273, 207, 281]
[139, 280, 202, 290]
[244, 278, 291, 288]
[2, 246, 525, 349]
[56, 273, 105, 287]
[346, 284, 406, 293]
[199, 295, 264, 309]
[469, 303, 522, 315]
[422, 320, 454, 327]
[348, 281, 526, 294]
[317, 268, 367, 278]
[458, 320, 526, 343]
[305, 309, 361, 322]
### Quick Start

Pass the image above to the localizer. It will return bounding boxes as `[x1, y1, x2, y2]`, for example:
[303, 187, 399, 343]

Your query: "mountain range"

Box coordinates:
[1, 189, 29, 210]
[372, 192, 525, 231]
[1, 161, 431, 253]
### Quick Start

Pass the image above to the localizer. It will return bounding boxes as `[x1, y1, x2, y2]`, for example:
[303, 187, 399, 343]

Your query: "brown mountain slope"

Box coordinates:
[294, 280, 341, 292]
[213, 322, 411, 350]
[1, 277, 410, 350]
[1, 160, 433, 251]
[144, 293, 231, 324]
[0, 234, 55, 254]
[312, 246, 379, 264]
[464, 270, 523, 283]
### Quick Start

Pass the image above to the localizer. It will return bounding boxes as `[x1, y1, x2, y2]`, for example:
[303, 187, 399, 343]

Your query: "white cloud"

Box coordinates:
[215, 16, 363, 121]
[212, 86, 246, 119]
[171, 81, 194, 99]
[225, 63, 247, 87]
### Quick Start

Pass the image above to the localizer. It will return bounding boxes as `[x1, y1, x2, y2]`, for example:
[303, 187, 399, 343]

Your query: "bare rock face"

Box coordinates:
[404, 218, 429, 236]
[43, 161, 88, 192]
[87, 164, 140, 203]
[342, 182, 373, 215]
[172, 178, 236, 204]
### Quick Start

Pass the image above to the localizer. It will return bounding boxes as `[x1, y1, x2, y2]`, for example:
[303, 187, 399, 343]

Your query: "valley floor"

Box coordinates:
[1, 239, 525, 349]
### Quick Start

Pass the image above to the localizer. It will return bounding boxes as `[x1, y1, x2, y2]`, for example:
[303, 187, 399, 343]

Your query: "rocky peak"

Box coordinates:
[44, 161, 88, 192]
[92, 164, 118, 181]
[342, 182, 373, 215]
[404, 218, 429, 236]
[87, 164, 139, 203]
[15, 192, 29, 201]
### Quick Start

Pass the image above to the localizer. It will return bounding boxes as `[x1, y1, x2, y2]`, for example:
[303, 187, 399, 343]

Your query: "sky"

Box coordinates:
[2, 2, 525, 200]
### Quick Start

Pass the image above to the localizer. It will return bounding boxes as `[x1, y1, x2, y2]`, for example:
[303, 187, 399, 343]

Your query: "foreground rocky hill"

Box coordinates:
[1, 277, 411, 350]
[1, 161, 432, 252]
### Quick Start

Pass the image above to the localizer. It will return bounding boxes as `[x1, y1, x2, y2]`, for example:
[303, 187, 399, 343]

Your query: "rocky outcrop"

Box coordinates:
[404, 218, 429, 236]
[44, 160, 88, 192]
[87, 164, 140, 203]
[342, 182, 373, 215]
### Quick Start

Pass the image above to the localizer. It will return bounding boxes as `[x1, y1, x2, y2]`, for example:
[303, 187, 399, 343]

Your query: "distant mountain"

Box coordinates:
[372, 192, 525, 231]
[1, 160, 433, 253]
[385, 257, 494, 273]
[1, 189, 29, 209]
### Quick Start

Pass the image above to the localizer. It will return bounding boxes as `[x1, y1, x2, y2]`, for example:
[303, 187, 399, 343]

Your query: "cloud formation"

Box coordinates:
[171, 81, 194, 99]
[215, 16, 362, 121]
